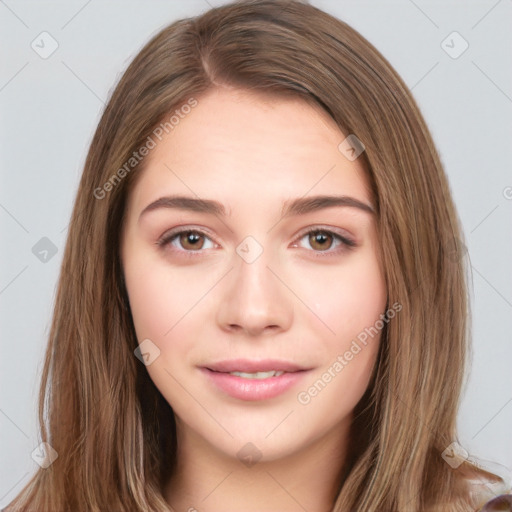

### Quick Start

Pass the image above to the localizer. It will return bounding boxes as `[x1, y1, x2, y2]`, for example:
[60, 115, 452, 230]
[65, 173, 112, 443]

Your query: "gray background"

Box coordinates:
[1, 0, 511, 506]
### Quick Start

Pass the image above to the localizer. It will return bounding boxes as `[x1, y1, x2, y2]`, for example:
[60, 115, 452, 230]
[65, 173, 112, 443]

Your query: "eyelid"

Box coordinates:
[156, 224, 357, 257]
[156, 225, 218, 252]
[293, 225, 356, 246]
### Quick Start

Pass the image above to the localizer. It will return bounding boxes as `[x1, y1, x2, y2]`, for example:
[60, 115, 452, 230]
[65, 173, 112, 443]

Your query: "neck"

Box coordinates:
[164, 416, 352, 512]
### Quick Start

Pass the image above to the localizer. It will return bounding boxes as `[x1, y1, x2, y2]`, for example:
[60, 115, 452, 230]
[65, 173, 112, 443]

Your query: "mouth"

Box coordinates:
[221, 370, 287, 379]
[203, 358, 308, 374]
[200, 359, 311, 401]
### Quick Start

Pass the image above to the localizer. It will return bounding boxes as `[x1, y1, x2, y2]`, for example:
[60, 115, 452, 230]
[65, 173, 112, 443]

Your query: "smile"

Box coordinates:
[201, 366, 310, 401]
[227, 370, 285, 379]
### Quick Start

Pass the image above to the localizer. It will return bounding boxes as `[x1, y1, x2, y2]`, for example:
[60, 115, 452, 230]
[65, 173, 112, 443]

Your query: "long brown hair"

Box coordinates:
[5, 1, 505, 510]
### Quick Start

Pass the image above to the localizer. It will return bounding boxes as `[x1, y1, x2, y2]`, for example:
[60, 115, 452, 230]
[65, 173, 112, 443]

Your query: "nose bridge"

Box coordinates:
[234, 236, 280, 311]
[216, 234, 292, 335]
[236, 241, 274, 297]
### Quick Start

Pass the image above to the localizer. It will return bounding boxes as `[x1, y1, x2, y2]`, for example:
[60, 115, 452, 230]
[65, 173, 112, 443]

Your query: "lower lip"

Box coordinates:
[201, 368, 309, 401]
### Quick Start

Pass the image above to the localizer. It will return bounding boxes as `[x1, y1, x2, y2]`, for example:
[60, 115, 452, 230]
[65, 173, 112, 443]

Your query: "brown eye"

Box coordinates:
[157, 228, 215, 255]
[179, 231, 205, 250]
[308, 231, 334, 251]
[294, 227, 356, 257]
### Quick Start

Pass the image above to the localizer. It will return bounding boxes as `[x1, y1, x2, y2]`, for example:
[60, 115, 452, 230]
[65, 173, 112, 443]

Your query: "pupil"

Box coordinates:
[182, 231, 202, 248]
[311, 231, 331, 250]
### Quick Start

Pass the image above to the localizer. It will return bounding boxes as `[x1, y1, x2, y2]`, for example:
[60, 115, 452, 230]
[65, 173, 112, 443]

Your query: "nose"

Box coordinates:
[216, 246, 293, 337]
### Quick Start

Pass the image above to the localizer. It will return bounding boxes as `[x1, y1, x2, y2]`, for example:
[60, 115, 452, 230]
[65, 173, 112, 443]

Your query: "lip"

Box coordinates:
[203, 358, 308, 373]
[200, 359, 311, 401]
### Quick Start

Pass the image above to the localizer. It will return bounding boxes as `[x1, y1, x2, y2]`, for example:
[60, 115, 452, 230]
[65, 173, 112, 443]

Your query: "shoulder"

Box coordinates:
[457, 460, 511, 511]
[466, 471, 512, 511]
[478, 493, 512, 511]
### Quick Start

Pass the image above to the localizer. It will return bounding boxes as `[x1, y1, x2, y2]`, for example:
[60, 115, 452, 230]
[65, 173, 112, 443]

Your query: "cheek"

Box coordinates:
[125, 272, 176, 341]
[293, 257, 387, 423]
[122, 248, 198, 345]
[298, 249, 387, 345]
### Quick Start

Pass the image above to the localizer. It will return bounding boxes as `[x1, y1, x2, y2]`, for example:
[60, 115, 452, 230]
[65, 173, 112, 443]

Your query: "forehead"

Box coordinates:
[126, 87, 372, 215]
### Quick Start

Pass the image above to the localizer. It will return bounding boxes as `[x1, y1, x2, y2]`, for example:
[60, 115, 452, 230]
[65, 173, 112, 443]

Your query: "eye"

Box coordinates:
[156, 228, 215, 256]
[156, 226, 356, 258]
[292, 227, 356, 257]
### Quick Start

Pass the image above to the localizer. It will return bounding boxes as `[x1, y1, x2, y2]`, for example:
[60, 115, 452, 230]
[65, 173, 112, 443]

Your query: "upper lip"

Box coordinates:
[203, 359, 308, 373]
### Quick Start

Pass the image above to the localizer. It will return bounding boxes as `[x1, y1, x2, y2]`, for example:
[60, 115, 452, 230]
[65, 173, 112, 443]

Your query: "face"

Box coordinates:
[121, 87, 387, 464]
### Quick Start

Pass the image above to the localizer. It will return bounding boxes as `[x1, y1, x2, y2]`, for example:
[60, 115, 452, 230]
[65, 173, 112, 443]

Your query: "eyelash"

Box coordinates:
[156, 226, 356, 259]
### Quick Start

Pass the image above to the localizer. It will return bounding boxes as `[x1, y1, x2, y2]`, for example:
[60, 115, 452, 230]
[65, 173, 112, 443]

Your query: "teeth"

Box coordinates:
[228, 370, 285, 379]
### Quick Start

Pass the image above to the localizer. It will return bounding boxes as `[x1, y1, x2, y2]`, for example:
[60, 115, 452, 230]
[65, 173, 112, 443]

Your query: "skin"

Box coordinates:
[120, 87, 387, 512]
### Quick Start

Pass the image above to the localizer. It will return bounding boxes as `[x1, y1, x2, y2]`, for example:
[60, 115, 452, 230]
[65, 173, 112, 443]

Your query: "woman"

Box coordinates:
[4, 0, 510, 510]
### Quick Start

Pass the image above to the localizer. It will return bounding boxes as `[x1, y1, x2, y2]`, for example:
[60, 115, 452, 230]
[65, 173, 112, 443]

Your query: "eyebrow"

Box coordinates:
[138, 194, 375, 222]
